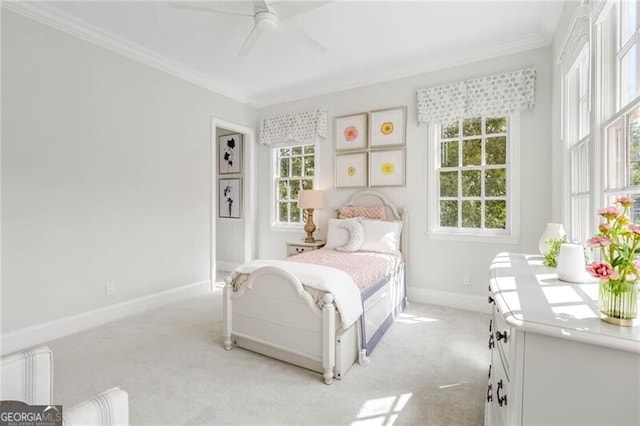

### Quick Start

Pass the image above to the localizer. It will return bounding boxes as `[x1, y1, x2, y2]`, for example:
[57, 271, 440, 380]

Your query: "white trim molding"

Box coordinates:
[407, 286, 491, 314]
[1, 280, 212, 355]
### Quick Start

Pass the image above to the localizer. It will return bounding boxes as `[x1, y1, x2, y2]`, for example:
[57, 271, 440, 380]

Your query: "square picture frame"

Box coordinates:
[218, 133, 243, 174]
[219, 178, 242, 218]
[369, 106, 407, 148]
[335, 152, 368, 188]
[335, 113, 368, 151]
[369, 148, 406, 187]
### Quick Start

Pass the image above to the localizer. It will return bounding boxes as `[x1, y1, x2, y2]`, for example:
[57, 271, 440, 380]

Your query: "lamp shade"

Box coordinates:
[298, 190, 325, 209]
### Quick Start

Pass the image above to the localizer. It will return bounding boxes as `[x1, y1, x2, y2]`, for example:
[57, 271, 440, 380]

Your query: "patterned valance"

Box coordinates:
[259, 108, 328, 145]
[417, 68, 536, 124]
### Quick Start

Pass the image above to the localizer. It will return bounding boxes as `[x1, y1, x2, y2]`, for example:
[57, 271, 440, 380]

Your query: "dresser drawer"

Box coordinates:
[287, 245, 312, 256]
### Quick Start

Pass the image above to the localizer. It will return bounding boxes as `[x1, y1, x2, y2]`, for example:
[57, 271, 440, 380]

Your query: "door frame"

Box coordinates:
[210, 117, 256, 285]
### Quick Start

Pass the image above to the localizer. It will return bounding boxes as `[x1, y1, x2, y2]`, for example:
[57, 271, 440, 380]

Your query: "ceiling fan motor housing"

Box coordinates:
[255, 11, 279, 33]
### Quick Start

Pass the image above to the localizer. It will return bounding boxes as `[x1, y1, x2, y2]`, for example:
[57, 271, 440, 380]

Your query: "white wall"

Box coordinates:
[1, 11, 257, 333]
[257, 47, 553, 310]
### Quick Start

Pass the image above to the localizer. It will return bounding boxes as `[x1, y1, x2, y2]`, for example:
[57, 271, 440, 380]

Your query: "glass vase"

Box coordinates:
[598, 279, 638, 326]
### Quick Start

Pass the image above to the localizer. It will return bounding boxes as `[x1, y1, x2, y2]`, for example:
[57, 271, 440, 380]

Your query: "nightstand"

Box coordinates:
[286, 240, 326, 257]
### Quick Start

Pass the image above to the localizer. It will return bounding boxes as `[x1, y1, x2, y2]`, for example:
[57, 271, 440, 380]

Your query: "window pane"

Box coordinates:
[278, 180, 288, 199]
[304, 145, 315, 155]
[606, 120, 625, 189]
[621, 0, 638, 44]
[462, 170, 481, 197]
[486, 137, 507, 165]
[442, 121, 459, 139]
[292, 156, 302, 177]
[440, 171, 458, 197]
[462, 200, 481, 228]
[463, 139, 482, 165]
[302, 179, 313, 190]
[441, 140, 459, 167]
[292, 146, 302, 155]
[290, 180, 300, 200]
[279, 147, 290, 157]
[278, 202, 288, 222]
[290, 202, 301, 222]
[631, 194, 640, 224]
[463, 118, 481, 136]
[620, 46, 638, 107]
[440, 200, 458, 227]
[279, 158, 290, 178]
[629, 108, 640, 186]
[485, 168, 506, 196]
[486, 200, 507, 229]
[304, 156, 315, 176]
[485, 117, 507, 134]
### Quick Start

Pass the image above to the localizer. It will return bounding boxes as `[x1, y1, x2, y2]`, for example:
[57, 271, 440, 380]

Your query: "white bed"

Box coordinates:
[222, 190, 408, 384]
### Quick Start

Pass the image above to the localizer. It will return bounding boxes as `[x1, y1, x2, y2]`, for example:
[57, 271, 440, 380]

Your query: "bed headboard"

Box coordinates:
[340, 190, 408, 261]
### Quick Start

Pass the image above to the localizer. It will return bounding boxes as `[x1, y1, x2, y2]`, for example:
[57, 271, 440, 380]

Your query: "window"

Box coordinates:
[618, 0, 640, 108]
[564, 44, 591, 243]
[273, 144, 316, 226]
[430, 115, 518, 241]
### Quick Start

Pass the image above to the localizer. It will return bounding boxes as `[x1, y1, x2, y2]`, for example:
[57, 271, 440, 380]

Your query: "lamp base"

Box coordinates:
[304, 208, 316, 243]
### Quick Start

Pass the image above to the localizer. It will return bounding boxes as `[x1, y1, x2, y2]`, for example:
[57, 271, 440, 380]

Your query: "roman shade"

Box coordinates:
[259, 108, 328, 145]
[417, 68, 536, 124]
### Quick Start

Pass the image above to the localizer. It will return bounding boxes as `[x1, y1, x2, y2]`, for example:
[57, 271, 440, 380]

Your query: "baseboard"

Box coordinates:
[1, 280, 212, 355]
[407, 286, 491, 314]
[216, 261, 241, 273]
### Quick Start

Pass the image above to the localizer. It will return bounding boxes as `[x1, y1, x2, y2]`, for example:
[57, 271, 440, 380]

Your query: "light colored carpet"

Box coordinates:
[46, 285, 490, 425]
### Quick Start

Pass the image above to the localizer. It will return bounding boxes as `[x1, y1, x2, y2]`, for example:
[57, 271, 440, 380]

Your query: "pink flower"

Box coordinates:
[616, 196, 635, 208]
[586, 261, 619, 280]
[585, 236, 613, 248]
[597, 206, 620, 220]
[629, 224, 640, 235]
[599, 223, 611, 233]
[343, 126, 358, 142]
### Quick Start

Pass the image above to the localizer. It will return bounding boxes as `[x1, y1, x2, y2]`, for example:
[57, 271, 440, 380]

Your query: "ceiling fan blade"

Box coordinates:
[279, 25, 326, 53]
[168, 1, 254, 17]
[239, 25, 263, 56]
[271, 1, 332, 20]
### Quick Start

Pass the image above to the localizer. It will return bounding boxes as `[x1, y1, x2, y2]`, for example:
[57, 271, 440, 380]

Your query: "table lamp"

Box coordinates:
[298, 189, 324, 243]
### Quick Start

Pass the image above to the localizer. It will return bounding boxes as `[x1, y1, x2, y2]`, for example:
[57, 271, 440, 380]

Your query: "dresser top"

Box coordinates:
[490, 252, 640, 353]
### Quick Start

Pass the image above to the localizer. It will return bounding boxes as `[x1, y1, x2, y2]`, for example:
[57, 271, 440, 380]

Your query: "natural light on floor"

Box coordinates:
[351, 393, 413, 426]
[395, 313, 439, 324]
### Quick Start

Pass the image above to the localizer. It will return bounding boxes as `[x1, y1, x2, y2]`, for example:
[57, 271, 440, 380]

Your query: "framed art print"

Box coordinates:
[219, 178, 242, 218]
[369, 106, 407, 148]
[219, 133, 243, 174]
[335, 152, 368, 188]
[369, 148, 406, 187]
[335, 113, 367, 151]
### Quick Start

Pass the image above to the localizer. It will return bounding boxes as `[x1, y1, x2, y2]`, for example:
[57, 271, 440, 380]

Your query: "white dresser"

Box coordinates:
[486, 252, 640, 426]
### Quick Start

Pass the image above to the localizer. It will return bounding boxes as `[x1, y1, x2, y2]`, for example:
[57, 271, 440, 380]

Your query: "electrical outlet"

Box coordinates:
[105, 282, 115, 296]
[463, 273, 471, 286]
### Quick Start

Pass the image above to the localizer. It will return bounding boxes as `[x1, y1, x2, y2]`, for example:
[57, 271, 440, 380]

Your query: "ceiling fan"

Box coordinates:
[170, 1, 328, 56]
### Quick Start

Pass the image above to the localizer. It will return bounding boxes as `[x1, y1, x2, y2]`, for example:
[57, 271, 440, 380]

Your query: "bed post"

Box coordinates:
[223, 282, 233, 350]
[322, 293, 336, 385]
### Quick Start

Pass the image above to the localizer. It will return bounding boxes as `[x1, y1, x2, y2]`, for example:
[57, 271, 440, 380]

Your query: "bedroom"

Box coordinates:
[2, 0, 639, 425]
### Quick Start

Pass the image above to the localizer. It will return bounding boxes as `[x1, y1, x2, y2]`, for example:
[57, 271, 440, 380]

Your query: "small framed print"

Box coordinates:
[369, 106, 407, 148]
[219, 133, 242, 174]
[369, 149, 406, 187]
[335, 152, 368, 188]
[219, 178, 242, 218]
[335, 113, 367, 151]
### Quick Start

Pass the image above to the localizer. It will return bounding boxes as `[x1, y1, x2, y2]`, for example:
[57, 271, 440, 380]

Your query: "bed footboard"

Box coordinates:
[223, 266, 344, 384]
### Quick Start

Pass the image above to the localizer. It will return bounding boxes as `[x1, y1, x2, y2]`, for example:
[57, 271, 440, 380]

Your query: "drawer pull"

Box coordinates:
[497, 380, 507, 406]
[295, 247, 304, 253]
[489, 319, 492, 332]
[488, 296, 495, 305]
[486, 384, 493, 402]
[488, 333, 495, 349]
[496, 330, 508, 343]
[488, 364, 492, 379]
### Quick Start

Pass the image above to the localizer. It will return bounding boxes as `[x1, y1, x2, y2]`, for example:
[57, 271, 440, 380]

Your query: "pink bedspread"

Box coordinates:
[288, 248, 402, 291]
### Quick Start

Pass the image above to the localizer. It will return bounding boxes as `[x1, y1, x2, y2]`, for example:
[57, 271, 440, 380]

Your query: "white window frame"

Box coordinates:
[270, 141, 319, 230]
[427, 114, 520, 244]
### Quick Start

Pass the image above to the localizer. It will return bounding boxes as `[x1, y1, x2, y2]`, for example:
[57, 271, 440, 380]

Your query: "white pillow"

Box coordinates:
[360, 219, 402, 254]
[325, 219, 350, 249]
[336, 218, 364, 252]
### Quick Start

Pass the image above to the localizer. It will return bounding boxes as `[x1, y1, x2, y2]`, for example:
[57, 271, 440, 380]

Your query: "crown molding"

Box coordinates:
[2, 1, 259, 107]
[255, 33, 550, 108]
